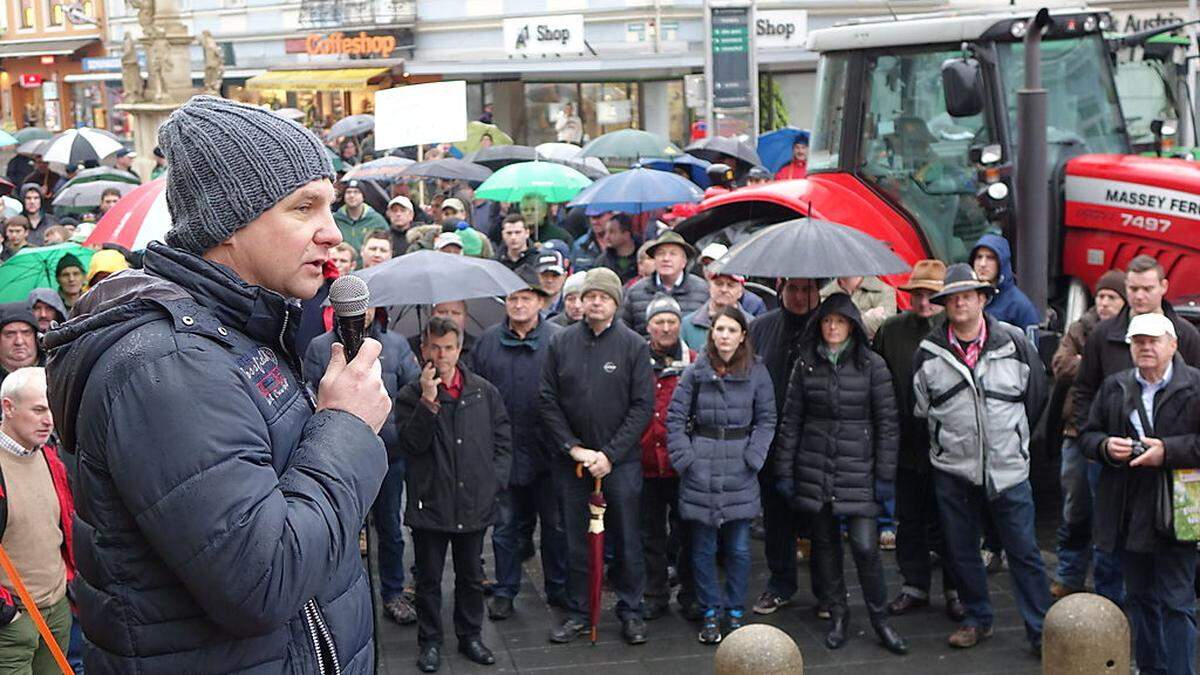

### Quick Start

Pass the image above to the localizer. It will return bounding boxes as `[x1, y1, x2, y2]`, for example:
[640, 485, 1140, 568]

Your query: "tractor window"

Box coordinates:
[996, 35, 1129, 157]
[857, 49, 992, 263]
[1115, 59, 1175, 150]
[808, 54, 849, 173]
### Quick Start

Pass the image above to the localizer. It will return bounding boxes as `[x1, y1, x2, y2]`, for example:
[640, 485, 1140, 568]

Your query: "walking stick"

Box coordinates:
[0, 543, 71, 674]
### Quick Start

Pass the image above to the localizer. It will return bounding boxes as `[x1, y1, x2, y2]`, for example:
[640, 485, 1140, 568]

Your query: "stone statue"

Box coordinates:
[200, 30, 223, 96]
[127, 0, 157, 37]
[147, 39, 172, 102]
[120, 33, 144, 102]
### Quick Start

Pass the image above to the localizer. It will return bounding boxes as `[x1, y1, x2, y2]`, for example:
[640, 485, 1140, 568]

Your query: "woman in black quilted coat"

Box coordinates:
[773, 292, 907, 655]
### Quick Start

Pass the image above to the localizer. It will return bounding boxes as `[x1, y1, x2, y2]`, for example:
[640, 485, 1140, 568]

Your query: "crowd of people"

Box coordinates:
[0, 95, 1189, 675]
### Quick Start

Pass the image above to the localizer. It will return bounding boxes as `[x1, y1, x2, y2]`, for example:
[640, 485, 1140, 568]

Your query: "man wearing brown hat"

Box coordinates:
[621, 231, 709, 336]
[1049, 268, 1126, 601]
[871, 260, 966, 622]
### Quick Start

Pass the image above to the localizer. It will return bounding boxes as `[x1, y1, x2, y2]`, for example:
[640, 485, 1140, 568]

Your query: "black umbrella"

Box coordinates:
[709, 217, 910, 279]
[398, 158, 493, 184]
[325, 114, 375, 140]
[466, 145, 539, 170]
[685, 136, 764, 169]
[354, 249, 527, 306]
[389, 297, 507, 337]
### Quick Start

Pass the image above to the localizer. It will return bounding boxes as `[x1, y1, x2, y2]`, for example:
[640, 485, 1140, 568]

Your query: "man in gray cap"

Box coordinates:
[541, 267, 655, 645]
[43, 96, 392, 674]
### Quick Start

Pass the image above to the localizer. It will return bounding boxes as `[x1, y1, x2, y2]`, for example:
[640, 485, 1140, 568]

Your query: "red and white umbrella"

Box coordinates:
[85, 178, 171, 250]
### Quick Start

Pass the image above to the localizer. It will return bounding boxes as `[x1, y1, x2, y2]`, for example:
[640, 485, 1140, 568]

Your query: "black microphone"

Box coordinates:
[329, 275, 370, 361]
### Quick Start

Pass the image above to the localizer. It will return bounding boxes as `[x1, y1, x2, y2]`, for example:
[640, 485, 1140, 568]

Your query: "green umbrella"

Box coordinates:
[474, 161, 591, 203]
[0, 243, 94, 302]
[454, 121, 514, 154]
[580, 129, 682, 160]
[62, 166, 140, 189]
[12, 127, 51, 143]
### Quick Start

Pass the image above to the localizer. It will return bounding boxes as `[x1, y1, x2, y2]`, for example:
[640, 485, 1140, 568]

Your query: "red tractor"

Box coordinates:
[679, 6, 1200, 326]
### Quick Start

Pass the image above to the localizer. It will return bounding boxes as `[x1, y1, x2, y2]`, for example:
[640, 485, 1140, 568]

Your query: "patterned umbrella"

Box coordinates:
[84, 178, 171, 250]
[40, 128, 124, 166]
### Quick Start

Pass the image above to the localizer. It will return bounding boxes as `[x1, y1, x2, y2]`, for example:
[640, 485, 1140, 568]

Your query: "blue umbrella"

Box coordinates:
[568, 167, 703, 215]
[758, 127, 810, 174]
[640, 153, 712, 188]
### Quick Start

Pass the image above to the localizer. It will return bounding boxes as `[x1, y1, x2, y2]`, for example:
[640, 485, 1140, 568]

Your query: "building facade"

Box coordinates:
[0, 0, 106, 130]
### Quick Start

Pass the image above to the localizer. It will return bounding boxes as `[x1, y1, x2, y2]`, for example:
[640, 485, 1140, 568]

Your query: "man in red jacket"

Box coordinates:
[0, 367, 74, 675]
[774, 139, 808, 180]
[640, 294, 699, 621]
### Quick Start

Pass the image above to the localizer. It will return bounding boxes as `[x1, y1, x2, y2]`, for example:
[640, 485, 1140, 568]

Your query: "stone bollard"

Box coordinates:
[1043, 592, 1129, 674]
[714, 623, 803, 675]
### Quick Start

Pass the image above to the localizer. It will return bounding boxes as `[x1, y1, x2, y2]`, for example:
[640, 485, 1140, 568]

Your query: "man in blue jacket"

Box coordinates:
[43, 96, 392, 674]
[467, 268, 567, 620]
[970, 233, 1041, 331]
[304, 307, 421, 625]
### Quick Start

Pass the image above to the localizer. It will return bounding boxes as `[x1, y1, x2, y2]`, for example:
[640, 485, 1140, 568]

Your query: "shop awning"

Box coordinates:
[245, 68, 390, 91]
[0, 37, 97, 58]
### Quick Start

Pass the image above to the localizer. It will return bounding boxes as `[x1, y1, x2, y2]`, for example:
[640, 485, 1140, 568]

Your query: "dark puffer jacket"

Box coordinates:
[666, 353, 776, 526]
[773, 294, 899, 517]
[43, 243, 386, 674]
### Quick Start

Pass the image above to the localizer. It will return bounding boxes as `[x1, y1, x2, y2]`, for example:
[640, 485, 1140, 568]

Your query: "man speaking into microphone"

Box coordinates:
[43, 96, 392, 674]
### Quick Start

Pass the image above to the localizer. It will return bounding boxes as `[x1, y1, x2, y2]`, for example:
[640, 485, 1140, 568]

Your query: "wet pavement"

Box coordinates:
[369, 460, 1187, 674]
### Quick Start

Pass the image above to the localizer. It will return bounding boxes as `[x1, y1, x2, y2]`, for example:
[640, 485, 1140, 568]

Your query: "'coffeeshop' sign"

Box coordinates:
[303, 31, 397, 58]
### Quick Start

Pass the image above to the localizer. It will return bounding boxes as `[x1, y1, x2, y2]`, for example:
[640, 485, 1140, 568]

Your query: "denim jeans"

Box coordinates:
[1055, 438, 1092, 589]
[1087, 459, 1125, 604]
[492, 477, 567, 600]
[1120, 544, 1197, 675]
[933, 471, 1051, 644]
[691, 519, 752, 613]
[373, 459, 407, 602]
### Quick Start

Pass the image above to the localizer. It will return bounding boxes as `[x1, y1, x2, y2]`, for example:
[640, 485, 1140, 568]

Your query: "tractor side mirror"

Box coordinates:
[941, 58, 984, 118]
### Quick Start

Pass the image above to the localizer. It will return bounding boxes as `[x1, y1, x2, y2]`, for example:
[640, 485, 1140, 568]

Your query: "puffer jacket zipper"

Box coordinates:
[303, 598, 341, 675]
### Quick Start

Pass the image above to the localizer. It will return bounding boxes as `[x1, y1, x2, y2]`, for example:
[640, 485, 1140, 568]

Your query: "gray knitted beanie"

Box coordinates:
[159, 95, 335, 255]
[645, 293, 682, 322]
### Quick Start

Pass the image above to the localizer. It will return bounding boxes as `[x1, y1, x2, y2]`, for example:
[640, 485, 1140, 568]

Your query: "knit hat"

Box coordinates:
[158, 95, 335, 255]
[1096, 268, 1127, 301]
[55, 253, 84, 277]
[581, 267, 623, 306]
[645, 293, 682, 322]
[562, 271, 587, 298]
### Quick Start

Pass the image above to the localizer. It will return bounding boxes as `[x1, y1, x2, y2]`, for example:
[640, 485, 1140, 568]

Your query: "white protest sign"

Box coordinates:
[374, 80, 468, 150]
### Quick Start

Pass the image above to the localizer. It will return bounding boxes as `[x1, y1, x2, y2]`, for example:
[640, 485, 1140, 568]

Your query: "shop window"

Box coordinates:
[47, 0, 64, 26]
[81, 0, 93, 17]
[19, 0, 35, 28]
[581, 82, 639, 143]
[523, 83, 579, 146]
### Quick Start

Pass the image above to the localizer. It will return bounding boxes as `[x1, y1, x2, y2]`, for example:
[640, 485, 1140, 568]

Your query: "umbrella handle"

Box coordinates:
[574, 463, 603, 495]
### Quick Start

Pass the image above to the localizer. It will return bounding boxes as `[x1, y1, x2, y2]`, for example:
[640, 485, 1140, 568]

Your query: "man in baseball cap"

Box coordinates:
[537, 250, 569, 317]
[1079, 308, 1200, 675]
[387, 195, 416, 255]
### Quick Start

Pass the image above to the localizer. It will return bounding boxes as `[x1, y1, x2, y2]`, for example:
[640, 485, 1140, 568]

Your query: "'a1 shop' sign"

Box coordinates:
[18, 74, 42, 88]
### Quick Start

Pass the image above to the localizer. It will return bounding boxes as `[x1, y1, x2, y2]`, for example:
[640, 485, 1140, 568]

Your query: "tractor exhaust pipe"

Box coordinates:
[1017, 8, 1051, 325]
